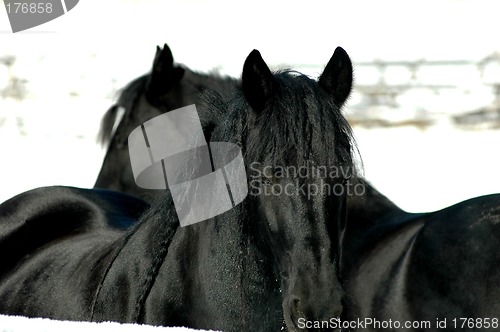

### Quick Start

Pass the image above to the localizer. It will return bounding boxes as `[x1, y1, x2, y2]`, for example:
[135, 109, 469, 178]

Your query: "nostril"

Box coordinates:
[290, 297, 304, 324]
[287, 295, 344, 331]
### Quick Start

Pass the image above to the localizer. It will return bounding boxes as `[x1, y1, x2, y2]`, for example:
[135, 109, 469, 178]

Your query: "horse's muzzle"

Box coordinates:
[283, 295, 342, 332]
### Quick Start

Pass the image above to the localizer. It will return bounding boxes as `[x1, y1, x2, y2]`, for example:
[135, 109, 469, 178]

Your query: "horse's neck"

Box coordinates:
[147, 211, 282, 330]
[194, 214, 281, 322]
[91, 201, 178, 323]
[341, 178, 406, 277]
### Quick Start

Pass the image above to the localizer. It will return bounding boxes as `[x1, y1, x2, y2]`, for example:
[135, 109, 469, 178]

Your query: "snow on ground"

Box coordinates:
[353, 123, 500, 212]
[0, 315, 218, 332]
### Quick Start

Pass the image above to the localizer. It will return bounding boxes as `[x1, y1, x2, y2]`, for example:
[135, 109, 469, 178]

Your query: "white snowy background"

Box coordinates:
[1, 0, 500, 331]
[0, 314, 217, 332]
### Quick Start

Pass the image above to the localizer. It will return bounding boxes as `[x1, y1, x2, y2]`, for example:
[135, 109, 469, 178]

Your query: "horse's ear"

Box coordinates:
[242, 49, 276, 113]
[147, 44, 185, 100]
[318, 47, 353, 107]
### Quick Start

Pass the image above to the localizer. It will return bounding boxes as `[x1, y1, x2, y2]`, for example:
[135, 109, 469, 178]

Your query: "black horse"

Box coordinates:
[342, 188, 500, 331]
[95, 43, 237, 201]
[93, 43, 404, 255]
[88, 43, 500, 331]
[0, 47, 356, 331]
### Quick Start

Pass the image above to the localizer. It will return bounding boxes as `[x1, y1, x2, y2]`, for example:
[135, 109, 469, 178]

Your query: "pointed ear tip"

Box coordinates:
[334, 46, 349, 57]
[159, 45, 174, 60]
[244, 50, 266, 68]
[248, 49, 262, 58]
[162, 43, 172, 53]
[244, 50, 260, 68]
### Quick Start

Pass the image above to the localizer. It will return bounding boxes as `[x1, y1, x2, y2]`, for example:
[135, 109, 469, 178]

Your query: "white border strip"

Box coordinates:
[0, 315, 220, 332]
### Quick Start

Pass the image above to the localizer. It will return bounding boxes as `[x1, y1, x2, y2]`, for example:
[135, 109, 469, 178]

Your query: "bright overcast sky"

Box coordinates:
[1, 0, 499, 77]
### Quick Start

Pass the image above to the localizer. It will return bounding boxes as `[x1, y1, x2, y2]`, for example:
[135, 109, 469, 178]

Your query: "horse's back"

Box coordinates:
[408, 194, 500, 319]
[0, 186, 148, 320]
[0, 186, 148, 257]
[346, 194, 500, 329]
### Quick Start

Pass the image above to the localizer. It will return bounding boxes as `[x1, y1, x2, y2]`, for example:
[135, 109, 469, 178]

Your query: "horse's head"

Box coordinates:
[95, 44, 181, 195]
[145, 43, 236, 115]
[98, 44, 185, 148]
[242, 48, 354, 331]
[95, 44, 235, 198]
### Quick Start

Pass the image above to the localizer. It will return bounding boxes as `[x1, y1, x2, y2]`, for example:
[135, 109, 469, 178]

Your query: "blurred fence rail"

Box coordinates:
[295, 54, 500, 129]
[2, 53, 500, 132]
[353, 54, 500, 129]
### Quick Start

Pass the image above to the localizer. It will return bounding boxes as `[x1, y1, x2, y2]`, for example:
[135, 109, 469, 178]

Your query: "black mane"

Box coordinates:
[97, 68, 238, 146]
[200, 70, 356, 172]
